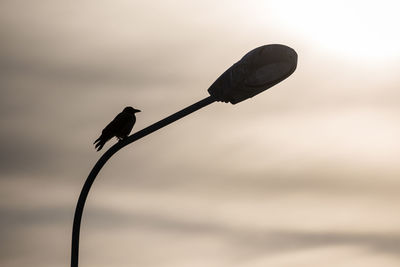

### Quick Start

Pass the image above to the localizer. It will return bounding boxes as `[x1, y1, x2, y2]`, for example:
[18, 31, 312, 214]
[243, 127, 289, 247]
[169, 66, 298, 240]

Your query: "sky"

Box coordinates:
[1, 1, 400, 266]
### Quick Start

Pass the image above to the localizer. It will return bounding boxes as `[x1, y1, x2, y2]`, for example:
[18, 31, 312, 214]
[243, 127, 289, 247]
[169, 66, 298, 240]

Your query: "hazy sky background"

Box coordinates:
[1, 1, 400, 266]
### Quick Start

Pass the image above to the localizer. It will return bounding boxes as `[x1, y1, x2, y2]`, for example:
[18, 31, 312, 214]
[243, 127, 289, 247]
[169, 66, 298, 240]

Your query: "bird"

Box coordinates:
[94, 106, 141, 151]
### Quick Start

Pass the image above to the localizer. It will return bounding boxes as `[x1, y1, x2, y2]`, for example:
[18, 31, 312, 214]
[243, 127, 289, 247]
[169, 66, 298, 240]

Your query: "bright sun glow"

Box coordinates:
[266, 0, 400, 61]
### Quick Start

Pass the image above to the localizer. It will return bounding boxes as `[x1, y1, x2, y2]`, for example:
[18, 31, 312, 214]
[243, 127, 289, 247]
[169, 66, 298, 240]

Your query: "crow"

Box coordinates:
[94, 106, 141, 151]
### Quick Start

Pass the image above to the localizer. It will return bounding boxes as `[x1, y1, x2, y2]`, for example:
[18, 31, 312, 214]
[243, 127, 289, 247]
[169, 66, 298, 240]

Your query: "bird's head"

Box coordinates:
[123, 106, 141, 115]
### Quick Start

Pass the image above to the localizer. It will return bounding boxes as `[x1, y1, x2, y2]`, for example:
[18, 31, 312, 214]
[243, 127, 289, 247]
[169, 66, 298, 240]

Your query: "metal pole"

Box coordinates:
[71, 96, 215, 267]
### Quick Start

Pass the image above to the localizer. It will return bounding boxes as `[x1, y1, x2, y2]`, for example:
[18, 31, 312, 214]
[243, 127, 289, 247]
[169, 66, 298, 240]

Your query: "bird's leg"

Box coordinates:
[117, 136, 127, 142]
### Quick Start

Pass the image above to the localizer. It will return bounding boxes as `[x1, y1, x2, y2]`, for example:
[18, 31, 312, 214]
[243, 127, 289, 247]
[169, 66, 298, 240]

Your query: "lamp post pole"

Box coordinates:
[71, 96, 216, 267]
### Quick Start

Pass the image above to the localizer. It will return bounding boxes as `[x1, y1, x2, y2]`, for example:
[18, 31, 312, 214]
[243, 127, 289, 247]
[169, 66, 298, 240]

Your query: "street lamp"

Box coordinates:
[71, 44, 297, 267]
[208, 44, 297, 104]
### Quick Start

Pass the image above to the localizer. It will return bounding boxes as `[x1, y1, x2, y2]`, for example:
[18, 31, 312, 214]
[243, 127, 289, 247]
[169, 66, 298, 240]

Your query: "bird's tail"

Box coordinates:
[93, 135, 106, 151]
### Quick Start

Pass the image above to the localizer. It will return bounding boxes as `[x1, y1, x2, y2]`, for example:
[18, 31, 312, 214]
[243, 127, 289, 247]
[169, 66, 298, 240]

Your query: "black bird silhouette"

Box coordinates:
[94, 106, 141, 151]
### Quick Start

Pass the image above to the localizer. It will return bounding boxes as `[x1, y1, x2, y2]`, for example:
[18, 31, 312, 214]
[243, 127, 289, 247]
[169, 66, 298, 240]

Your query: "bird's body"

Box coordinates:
[94, 106, 141, 151]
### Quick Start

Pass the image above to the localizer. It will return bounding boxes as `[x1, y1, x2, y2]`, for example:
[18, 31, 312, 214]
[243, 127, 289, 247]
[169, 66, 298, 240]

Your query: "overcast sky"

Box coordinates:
[1, 1, 400, 267]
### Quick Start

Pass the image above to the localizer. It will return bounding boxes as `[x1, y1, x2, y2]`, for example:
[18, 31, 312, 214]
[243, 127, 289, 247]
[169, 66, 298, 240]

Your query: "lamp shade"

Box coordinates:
[208, 44, 297, 104]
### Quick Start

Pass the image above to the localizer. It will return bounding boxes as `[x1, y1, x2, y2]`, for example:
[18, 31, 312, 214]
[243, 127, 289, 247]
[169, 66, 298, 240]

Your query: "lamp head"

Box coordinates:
[208, 44, 297, 104]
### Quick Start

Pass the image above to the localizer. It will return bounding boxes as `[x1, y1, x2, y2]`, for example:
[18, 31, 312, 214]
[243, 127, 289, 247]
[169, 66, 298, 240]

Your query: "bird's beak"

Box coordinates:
[135, 109, 141, 113]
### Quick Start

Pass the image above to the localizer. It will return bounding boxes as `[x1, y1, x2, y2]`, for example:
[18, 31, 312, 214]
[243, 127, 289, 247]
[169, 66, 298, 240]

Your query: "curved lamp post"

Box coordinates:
[71, 44, 297, 267]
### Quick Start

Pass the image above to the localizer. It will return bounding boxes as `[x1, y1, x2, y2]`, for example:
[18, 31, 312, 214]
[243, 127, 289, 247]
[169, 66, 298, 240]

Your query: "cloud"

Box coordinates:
[1, 1, 400, 267]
